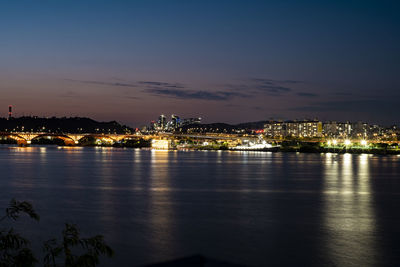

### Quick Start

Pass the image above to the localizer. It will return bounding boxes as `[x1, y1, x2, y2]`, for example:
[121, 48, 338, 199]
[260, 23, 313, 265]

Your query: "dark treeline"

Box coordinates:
[0, 117, 133, 134]
[176, 121, 267, 134]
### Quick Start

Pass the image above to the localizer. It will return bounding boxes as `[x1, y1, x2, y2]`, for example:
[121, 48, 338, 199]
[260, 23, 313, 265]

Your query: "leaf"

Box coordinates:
[43, 223, 114, 267]
[3, 199, 40, 222]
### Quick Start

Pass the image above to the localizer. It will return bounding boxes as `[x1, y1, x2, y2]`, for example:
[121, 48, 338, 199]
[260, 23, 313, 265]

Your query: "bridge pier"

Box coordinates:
[17, 139, 28, 146]
[67, 134, 85, 145]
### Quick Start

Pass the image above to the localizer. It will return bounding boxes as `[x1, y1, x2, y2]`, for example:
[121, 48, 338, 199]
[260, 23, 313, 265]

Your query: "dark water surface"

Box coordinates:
[1, 146, 400, 266]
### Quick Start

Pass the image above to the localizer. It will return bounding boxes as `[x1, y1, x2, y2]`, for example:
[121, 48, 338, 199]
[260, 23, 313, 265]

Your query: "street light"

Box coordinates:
[344, 139, 351, 146]
[361, 140, 367, 146]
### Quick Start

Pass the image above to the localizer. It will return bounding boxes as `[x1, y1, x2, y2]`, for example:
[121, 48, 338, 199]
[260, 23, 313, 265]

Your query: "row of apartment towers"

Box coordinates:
[264, 120, 392, 139]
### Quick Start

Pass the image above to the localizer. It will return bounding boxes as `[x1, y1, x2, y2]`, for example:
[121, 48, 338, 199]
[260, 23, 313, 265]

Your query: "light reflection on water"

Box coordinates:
[148, 150, 177, 259]
[323, 153, 378, 266]
[0, 147, 399, 266]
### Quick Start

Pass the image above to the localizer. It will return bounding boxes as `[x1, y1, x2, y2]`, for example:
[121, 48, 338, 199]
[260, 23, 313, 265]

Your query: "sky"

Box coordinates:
[0, 0, 399, 126]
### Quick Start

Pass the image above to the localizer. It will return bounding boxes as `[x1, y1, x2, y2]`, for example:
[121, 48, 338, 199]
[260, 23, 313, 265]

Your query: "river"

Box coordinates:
[1, 146, 399, 266]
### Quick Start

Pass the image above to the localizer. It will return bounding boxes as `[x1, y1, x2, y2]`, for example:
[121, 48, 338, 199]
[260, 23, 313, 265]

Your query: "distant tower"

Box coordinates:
[171, 114, 180, 129]
[8, 105, 12, 120]
[158, 114, 167, 130]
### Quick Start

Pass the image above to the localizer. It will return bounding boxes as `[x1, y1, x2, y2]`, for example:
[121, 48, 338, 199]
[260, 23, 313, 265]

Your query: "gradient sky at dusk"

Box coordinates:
[1, 0, 399, 126]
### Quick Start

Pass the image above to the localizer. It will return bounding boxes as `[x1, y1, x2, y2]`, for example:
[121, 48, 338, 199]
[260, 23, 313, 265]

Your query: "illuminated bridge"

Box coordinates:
[0, 132, 248, 146]
[1, 131, 395, 147]
[0, 132, 153, 146]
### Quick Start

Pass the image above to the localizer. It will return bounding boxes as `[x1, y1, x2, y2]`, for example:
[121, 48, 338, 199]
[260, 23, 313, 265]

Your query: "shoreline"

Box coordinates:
[1, 143, 400, 156]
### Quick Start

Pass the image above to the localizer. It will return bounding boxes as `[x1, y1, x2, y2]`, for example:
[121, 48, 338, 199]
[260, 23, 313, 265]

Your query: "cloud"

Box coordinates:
[65, 77, 306, 101]
[282, 80, 304, 84]
[66, 79, 185, 89]
[65, 78, 248, 101]
[146, 88, 249, 101]
[138, 81, 185, 89]
[230, 78, 300, 96]
[297, 92, 318, 97]
[65, 79, 138, 88]
[251, 78, 304, 84]
[256, 84, 292, 93]
[139, 80, 249, 100]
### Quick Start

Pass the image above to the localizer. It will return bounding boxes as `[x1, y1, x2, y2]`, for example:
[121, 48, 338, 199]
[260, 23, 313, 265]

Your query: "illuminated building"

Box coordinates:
[149, 114, 201, 132]
[151, 139, 171, 150]
[264, 121, 284, 137]
[285, 120, 322, 137]
[352, 121, 369, 138]
[157, 115, 167, 130]
[171, 114, 180, 129]
[264, 120, 322, 138]
[323, 121, 352, 138]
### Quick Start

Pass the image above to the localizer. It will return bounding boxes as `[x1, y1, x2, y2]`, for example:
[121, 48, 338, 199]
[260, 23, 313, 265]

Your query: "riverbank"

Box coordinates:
[176, 146, 400, 155]
[1, 143, 400, 155]
[279, 146, 400, 155]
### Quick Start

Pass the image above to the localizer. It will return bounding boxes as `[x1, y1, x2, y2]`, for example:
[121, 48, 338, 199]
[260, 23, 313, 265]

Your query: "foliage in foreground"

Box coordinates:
[0, 199, 113, 267]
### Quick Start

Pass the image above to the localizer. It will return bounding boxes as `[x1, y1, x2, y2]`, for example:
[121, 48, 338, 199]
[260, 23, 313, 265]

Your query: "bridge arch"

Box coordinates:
[0, 133, 29, 145]
[77, 134, 117, 145]
[30, 134, 77, 145]
[0, 133, 84, 146]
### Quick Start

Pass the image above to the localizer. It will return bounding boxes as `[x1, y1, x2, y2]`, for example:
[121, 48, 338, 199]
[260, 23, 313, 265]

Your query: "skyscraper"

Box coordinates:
[158, 114, 167, 130]
[171, 114, 180, 129]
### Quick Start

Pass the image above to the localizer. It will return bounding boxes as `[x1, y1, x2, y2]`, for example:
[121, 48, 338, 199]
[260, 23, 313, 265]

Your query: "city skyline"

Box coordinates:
[2, 109, 400, 129]
[1, 0, 399, 126]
